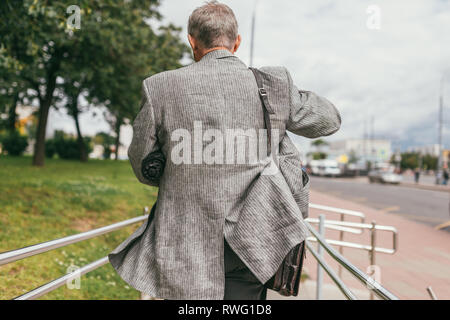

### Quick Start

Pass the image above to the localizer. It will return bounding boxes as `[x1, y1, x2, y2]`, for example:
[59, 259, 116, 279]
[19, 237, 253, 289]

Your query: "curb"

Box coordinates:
[398, 182, 450, 193]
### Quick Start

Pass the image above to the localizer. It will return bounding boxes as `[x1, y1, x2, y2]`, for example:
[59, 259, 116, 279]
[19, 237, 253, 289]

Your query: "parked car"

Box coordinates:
[310, 159, 342, 177]
[368, 167, 402, 184]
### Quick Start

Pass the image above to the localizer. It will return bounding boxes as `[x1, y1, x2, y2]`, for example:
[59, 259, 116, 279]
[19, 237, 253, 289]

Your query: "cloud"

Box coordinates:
[244, 0, 450, 150]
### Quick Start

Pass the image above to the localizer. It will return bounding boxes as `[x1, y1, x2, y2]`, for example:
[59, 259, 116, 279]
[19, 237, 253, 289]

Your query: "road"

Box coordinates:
[310, 176, 450, 229]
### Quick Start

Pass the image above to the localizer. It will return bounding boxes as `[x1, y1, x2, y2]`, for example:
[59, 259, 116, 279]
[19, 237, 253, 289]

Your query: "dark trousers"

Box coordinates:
[223, 239, 267, 300]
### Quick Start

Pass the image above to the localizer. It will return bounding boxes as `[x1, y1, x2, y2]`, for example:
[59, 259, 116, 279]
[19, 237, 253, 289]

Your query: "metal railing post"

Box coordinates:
[426, 286, 438, 300]
[316, 214, 325, 300]
[338, 213, 345, 277]
[370, 221, 377, 300]
[305, 220, 399, 300]
[306, 241, 358, 300]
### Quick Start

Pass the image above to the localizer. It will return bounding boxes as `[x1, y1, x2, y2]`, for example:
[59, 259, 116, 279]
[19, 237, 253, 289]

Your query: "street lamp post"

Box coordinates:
[437, 76, 444, 184]
[249, 0, 259, 67]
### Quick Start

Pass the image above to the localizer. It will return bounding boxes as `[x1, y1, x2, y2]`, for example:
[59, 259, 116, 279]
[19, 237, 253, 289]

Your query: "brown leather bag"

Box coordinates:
[249, 67, 306, 296]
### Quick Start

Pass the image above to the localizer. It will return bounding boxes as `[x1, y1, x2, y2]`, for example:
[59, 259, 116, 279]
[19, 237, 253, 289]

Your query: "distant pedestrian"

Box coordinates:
[436, 170, 443, 185]
[414, 167, 420, 184]
[443, 169, 449, 185]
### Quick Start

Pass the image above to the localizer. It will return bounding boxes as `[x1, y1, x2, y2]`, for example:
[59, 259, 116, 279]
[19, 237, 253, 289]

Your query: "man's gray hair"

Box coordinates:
[188, 1, 238, 50]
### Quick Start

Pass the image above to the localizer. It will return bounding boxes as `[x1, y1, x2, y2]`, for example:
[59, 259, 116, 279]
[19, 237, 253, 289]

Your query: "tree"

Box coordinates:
[348, 149, 359, 164]
[0, 33, 29, 133]
[0, 76, 22, 133]
[0, 0, 189, 166]
[62, 80, 89, 161]
[311, 152, 327, 160]
[73, 5, 189, 161]
[310, 139, 329, 160]
[311, 139, 329, 147]
[1, 1, 80, 166]
[91, 23, 189, 160]
[389, 152, 438, 171]
[422, 154, 438, 171]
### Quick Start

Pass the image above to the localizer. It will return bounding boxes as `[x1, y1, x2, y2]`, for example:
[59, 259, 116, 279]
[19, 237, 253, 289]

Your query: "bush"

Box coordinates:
[54, 137, 80, 160]
[47, 131, 92, 160]
[45, 140, 57, 158]
[1, 131, 28, 156]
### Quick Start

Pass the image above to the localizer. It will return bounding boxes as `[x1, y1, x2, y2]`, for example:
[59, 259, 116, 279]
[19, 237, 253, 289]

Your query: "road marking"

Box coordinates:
[380, 206, 400, 213]
[434, 220, 450, 230]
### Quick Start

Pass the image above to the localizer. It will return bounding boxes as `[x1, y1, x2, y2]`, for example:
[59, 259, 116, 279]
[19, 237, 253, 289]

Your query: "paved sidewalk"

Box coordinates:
[267, 280, 371, 300]
[284, 190, 450, 300]
[402, 173, 442, 186]
[399, 180, 449, 193]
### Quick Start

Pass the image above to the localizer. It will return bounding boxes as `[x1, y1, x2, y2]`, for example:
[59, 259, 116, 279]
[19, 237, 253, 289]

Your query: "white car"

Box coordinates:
[368, 169, 402, 184]
[310, 160, 342, 177]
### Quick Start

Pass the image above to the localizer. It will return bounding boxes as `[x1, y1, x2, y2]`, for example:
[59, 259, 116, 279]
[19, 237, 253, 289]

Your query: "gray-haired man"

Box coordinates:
[109, 1, 341, 300]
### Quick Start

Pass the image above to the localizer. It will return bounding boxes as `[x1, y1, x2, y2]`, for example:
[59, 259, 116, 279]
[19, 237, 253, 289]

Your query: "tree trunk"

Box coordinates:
[32, 71, 58, 167]
[70, 94, 88, 162]
[114, 117, 122, 161]
[74, 110, 88, 162]
[7, 92, 19, 133]
[33, 99, 51, 167]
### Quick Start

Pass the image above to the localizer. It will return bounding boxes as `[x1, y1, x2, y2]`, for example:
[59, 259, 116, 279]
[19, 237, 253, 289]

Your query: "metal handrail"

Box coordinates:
[305, 241, 358, 300]
[0, 213, 149, 266]
[0, 203, 358, 267]
[0, 211, 150, 300]
[306, 219, 398, 254]
[304, 220, 399, 300]
[309, 203, 366, 279]
[310, 219, 398, 232]
[14, 257, 109, 300]
[307, 238, 395, 254]
[1, 203, 399, 300]
[309, 203, 365, 222]
[306, 218, 363, 234]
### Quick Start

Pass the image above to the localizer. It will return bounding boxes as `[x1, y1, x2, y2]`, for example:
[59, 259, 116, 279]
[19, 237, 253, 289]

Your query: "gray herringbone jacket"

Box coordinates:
[108, 49, 341, 299]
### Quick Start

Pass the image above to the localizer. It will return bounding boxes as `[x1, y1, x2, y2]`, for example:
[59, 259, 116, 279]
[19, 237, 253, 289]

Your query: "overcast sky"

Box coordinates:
[47, 0, 450, 152]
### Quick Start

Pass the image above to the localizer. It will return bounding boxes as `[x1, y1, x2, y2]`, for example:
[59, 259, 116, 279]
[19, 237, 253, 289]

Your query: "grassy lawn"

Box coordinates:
[0, 156, 157, 300]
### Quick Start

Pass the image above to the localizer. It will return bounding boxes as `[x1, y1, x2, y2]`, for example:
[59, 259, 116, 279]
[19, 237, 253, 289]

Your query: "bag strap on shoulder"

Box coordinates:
[249, 67, 274, 156]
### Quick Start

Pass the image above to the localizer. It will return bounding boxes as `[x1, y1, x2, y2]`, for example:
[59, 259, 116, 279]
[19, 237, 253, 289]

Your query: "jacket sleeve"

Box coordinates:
[128, 80, 161, 187]
[285, 68, 341, 138]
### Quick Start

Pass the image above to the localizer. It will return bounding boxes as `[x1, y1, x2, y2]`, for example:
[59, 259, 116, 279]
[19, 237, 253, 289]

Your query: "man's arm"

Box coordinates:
[285, 68, 341, 138]
[128, 80, 160, 187]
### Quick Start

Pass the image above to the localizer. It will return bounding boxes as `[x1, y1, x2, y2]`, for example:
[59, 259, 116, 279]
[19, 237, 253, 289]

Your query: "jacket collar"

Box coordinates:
[200, 49, 236, 61]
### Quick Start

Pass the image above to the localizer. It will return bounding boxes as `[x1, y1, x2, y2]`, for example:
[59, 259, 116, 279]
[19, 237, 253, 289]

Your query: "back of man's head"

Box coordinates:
[188, 1, 238, 50]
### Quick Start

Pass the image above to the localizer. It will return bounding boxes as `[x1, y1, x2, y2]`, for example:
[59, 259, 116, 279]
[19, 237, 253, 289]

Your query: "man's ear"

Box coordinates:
[188, 34, 197, 51]
[232, 35, 242, 54]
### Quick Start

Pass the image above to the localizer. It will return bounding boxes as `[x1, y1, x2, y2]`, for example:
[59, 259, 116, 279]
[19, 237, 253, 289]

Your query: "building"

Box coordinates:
[328, 138, 392, 164]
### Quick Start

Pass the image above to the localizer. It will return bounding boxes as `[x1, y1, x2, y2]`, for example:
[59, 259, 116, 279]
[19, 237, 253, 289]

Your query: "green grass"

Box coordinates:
[0, 156, 158, 300]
